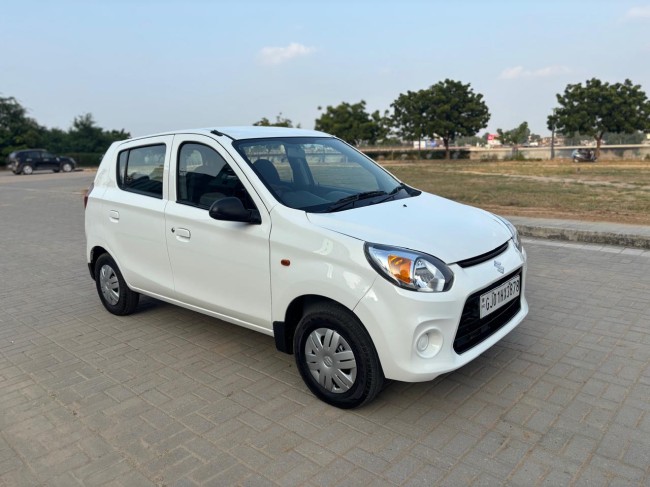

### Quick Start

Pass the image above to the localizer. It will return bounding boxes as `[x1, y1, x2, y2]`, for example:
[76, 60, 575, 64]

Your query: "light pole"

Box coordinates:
[549, 110, 557, 160]
[551, 125, 555, 160]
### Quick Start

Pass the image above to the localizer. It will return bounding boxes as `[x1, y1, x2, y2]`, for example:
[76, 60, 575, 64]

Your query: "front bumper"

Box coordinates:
[353, 241, 528, 382]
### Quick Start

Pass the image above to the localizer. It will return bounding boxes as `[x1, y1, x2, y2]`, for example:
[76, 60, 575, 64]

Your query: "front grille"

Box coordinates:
[453, 268, 522, 354]
[455, 242, 509, 268]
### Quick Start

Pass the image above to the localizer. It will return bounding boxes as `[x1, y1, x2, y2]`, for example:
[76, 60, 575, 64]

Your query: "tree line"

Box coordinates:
[0, 96, 129, 164]
[257, 77, 650, 159]
[3, 76, 649, 164]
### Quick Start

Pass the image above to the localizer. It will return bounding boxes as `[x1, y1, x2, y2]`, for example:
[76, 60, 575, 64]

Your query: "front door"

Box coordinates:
[164, 134, 272, 331]
[40, 151, 57, 170]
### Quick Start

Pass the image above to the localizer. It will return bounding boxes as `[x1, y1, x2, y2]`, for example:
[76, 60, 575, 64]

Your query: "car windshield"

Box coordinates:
[233, 137, 415, 212]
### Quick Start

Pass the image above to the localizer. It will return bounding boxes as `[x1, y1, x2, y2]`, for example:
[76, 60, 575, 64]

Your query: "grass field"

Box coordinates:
[381, 159, 650, 225]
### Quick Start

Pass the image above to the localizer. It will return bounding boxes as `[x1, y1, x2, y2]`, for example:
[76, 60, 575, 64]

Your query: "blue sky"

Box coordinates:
[2, 0, 649, 138]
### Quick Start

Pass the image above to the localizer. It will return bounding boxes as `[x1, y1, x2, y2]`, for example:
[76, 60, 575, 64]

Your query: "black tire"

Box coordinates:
[94, 254, 139, 315]
[294, 302, 384, 409]
[22, 164, 33, 175]
[61, 162, 73, 172]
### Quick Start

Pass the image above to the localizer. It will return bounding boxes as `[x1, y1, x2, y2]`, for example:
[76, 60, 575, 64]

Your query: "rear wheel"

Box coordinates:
[294, 302, 384, 409]
[94, 254, 139, 315]
[22, 164, 33, 175]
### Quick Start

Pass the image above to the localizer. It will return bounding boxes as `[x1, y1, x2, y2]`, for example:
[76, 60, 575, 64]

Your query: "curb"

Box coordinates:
[515, 224, 650, 250]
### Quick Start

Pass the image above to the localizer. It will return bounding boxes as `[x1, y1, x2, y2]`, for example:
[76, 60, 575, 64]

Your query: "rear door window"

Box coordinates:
[117, 144, 166, 199]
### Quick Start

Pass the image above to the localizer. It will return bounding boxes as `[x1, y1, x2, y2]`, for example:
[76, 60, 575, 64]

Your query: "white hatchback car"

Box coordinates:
[85, 127, 528, 408]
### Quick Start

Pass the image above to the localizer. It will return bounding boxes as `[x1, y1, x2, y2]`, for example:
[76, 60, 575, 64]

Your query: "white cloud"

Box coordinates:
[258, 43, 314, 65]
[499, 65, 571, 80]
[624, 5, 650, 20]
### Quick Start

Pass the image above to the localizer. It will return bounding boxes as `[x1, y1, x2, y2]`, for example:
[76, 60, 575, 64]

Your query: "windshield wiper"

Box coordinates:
[373, 184, 409, 204]
[326, 190, 387, 212]
[389, 183, 408, 195]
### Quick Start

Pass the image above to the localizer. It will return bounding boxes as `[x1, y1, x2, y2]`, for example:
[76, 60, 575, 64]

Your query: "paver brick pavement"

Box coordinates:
[0, 171, 649, 485]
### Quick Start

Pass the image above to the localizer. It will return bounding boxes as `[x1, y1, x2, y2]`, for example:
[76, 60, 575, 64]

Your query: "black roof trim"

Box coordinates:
[210, 129, 235, 141]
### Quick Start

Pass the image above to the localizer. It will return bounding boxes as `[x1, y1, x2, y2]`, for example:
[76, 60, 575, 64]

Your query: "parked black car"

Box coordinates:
[5, 149, 77, 175]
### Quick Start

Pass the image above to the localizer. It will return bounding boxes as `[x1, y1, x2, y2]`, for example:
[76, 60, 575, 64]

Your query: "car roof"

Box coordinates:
[214, 126, 328, 140]
[128, 126, 330, 143]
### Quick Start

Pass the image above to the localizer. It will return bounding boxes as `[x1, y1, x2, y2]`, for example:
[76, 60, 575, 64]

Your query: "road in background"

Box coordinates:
[0, 172, 648, 486]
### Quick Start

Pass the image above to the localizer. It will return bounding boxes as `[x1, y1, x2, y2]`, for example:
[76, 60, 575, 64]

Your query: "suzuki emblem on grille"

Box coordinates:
[494, 260, 504, 274]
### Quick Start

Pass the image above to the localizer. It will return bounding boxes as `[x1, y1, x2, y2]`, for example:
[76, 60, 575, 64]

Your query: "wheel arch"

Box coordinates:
[273, 294, 365, 355]
[88, 246, 109, 280]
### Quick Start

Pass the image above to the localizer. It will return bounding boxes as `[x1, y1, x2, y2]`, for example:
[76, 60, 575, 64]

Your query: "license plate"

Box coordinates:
[479, 275, 520, 319]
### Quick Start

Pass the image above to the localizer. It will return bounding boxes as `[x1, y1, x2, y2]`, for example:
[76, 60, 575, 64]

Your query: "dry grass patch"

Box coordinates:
[382, 159, 650, 224]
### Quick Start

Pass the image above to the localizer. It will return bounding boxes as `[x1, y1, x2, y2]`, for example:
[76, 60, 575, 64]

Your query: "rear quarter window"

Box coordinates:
[116, 144, 166, 199]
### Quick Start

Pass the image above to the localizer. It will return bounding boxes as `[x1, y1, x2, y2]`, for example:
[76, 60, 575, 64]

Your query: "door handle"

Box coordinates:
[172, 227, 191, 239]
[109, 210, 119, 222]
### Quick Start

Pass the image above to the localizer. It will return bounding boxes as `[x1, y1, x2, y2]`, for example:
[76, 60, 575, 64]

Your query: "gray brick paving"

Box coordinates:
[0, 170, 649, 486]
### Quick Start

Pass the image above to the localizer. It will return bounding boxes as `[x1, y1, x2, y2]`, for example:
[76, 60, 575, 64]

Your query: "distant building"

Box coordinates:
[486, 134, 501, 147]
[412, 139, 438, 149]
[540, 136, 565, 146]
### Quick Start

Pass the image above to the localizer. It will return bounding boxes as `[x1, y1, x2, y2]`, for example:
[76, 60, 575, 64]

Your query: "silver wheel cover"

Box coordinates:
[62, 163, 72, 172]
[99, 264, 120, 305]
[305, 328, 357, 393]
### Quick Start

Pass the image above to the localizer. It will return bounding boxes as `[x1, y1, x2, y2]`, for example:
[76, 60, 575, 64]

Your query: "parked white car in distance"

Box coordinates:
[84, 127, 528, 408]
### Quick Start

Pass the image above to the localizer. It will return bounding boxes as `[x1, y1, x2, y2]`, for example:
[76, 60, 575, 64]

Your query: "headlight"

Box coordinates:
[364, 243, 454, 292]
[495, 215, 522, 252]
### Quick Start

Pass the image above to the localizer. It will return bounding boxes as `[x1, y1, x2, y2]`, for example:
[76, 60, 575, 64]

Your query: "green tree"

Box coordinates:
[314, 100, 389, 146]
[497, 121, 530, 146]
[67, 113, 106, 153]
[253, 113, 296, 128]
[390, 89, 429, 148]
[40, 127, 69, 154]
[549, 78, 650, 157]
[1, 96, 129, 165]
[0, 96, 44, 158]
[66, 113, 129, 154]
[391, 79, 490, 159]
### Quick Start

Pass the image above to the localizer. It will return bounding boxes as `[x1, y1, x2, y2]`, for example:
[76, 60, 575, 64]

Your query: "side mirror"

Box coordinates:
[209, 197, 261, 224]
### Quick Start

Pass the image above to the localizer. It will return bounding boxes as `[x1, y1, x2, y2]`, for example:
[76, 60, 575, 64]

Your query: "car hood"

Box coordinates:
[307, 193, 511, 264]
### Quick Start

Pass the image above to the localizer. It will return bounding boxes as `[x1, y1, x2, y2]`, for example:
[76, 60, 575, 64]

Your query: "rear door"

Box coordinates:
[23, 151, 38, 169]
[164, 134, 272, 330]
[101, 136, 175, 297]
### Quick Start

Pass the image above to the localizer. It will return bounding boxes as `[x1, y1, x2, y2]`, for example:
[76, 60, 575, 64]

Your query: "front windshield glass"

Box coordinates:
[233, 137, 413, 212]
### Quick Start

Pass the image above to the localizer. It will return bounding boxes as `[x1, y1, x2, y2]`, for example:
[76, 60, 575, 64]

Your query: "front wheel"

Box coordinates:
[94, 254, 139, 315]
[61, 162, 73, 172]
[294, 303, 384, 409]
[22, 164, 33, 175]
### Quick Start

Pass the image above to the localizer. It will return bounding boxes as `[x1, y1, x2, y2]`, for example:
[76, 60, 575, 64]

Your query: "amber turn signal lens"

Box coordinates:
[387, 255, 412, 284]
